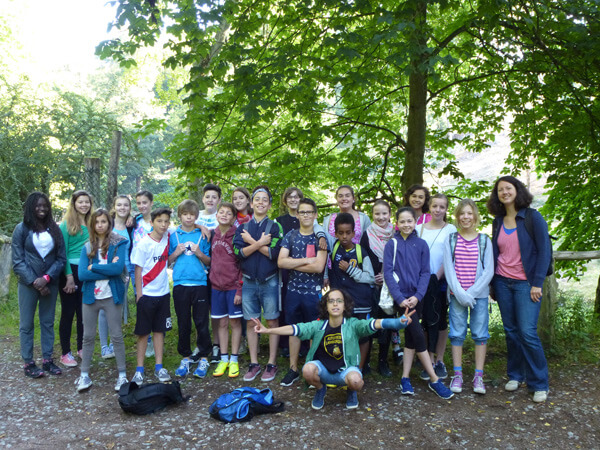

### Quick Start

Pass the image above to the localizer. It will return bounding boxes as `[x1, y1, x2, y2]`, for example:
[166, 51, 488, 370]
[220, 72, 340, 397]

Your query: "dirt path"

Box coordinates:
[0, 336, 598, 449]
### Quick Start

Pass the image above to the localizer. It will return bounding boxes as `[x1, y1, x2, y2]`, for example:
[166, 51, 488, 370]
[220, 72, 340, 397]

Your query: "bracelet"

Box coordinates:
[43, 274, 51, 283]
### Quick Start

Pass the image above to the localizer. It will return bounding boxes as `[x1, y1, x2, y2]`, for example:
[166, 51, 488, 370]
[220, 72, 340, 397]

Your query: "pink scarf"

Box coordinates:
[366, 222, 394, 262]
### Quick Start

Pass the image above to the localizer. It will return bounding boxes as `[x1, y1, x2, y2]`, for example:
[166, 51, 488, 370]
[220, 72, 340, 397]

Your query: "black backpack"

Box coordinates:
[118, 381, 189, 415]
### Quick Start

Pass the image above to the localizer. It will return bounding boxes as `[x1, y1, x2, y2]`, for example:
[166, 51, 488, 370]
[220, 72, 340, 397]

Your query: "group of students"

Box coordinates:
[12, 174, 552, 409]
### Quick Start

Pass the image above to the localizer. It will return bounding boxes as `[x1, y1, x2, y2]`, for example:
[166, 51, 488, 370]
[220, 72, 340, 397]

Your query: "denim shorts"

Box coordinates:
[242, 275, 280, 320]
[304, 360, 361, 386]
[448, 295, 490, 345]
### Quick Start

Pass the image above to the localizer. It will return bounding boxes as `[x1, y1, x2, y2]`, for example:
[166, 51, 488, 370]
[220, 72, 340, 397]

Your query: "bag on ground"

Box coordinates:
[209, 387, 285, 423]
[118, 381, 189, 415]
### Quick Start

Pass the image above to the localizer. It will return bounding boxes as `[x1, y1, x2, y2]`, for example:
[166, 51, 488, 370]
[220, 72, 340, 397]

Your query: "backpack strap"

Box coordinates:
[449, 232, 458, 263]
[332, 241, 362, 265]
[477, 233, 487, 269]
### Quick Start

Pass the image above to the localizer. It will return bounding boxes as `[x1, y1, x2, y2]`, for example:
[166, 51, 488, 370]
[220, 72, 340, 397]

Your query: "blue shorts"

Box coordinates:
[285, 290, 320, 325]
[211, 289, 243, 319]
[304, 360, 361, 387]
[242, 275, 280, 321]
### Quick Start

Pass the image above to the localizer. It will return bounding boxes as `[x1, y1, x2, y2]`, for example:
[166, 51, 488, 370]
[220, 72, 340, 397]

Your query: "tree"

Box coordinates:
[99, 1, 599, 236]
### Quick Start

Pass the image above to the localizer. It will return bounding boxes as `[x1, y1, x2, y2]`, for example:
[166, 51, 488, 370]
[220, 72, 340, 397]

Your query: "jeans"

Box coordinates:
[494, 275, 549, 391]
[241, 275, 280, 321]
[19, 283, 58, 362]
[305, 360, 361, 386]
[449, 296, 490, 346]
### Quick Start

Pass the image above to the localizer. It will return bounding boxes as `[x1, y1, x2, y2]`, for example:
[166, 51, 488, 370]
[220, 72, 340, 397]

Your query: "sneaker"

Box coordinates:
[155, 367, 171, 382]
[428, 379, 454, 399]
[419, 368, 431, 381]
[114, 376, 128, 392]
[210, 345, 221, 364]
[261, 364, 278, 382]
[145, 340, 155, 358]
[42, 359, 62, 375]
[377, 360, 392, 378]
[77, 349, 83, 359]
[131, 371, 144, 387]
[238, 338, 248, 355]
[213, 361, 229, 377]
[400, 377, 414, 395]
[175, 359, 191, 377]
[228, 362, 240, 378]
[312, 385, 327, 410]
[193, 359, 210, 378]
[473, 375, 486, 394]
[101, 345, 115, 360]
[280, 368, 300, 386]
[24, 362, 44, 378]
[392, 348, 404, 365]
[434, 361, 448, 379]
[346, 390, 359, 409]
[361, 363, 372, 376]
[505, 380, 520, 391]
[533, 390, 548, 403]
[75, 375, 93, 392]
[190, 347, 201, 363]
[450, 374, 463, 393]
[243, 363, 262, 381]
[60, 352, 77, 368]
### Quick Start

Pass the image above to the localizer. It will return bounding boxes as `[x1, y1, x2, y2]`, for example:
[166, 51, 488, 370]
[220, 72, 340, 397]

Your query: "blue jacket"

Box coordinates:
[491, 208, 552, 288]
[383, 231, 430, 304]
[169, 227, 210, 286]
[78, 233, 128, 305]
[233, 216, 283, 281]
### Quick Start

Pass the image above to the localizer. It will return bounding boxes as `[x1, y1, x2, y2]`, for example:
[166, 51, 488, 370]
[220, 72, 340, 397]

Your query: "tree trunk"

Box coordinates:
[84, 158, 101, 207]
[539, 274, 558, 348]
[402, 0, 428, 193]
[595, 273, 600, 320]
[106, 130, 122, 208]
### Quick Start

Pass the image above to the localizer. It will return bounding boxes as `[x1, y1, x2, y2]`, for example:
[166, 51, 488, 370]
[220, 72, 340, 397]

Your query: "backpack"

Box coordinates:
[449, 232, 488, 268]
[492, 208, 554, 276]
[118, 381, 189, 415]
[208, 387, 284, 423]
[332, 241, 363, 265]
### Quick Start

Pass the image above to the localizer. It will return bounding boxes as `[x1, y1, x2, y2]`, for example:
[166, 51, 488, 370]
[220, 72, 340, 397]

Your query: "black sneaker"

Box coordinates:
[210, 345, 221, 364]
[42, 359, 62, 375]
[361, 363, 372, 376]
[377, 360, 392, 378]
[280, 368, 300, 386]
[24, 362, 45, 378]
[392, 349, 404, 365]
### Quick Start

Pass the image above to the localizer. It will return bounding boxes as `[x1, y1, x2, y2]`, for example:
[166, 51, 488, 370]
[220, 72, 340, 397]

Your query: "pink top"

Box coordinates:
[454, 234, 478, 290]
[496, 225, 527, 280]
[416, 213, 431, 225]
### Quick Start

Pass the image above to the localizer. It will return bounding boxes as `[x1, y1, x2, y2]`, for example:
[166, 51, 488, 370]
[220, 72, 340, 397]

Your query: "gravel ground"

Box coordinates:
[0, 335, 598, 449]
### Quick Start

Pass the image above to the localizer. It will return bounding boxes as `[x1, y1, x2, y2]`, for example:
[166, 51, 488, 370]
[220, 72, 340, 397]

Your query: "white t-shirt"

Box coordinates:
[32, 231, 54, 258]
[195, 210, 218, 230]
[94, 251, 112, 300]
[130, 232, 170, 296]
[416, 223, 457, 274]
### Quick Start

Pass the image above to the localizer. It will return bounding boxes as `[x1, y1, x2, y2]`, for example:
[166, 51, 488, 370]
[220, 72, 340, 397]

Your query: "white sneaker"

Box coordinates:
[75, 375, 93, 392]
[114, 375, 128, 392]
[155, 367, 171, 382]
[131, 371, 144, 387]
[533, 390, 548, 403]
[505, 380, 520, 391]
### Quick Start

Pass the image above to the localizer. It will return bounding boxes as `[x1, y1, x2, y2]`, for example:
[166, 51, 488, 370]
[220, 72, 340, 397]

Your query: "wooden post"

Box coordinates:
[84, 158, 101, 207]
[106, 130, 122, 208]
[595, 273, 600, 320]
[539, 273, 558, 347]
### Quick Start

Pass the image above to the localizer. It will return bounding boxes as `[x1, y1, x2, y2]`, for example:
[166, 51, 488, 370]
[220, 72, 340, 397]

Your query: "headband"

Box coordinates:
[251, 188, 272, 203]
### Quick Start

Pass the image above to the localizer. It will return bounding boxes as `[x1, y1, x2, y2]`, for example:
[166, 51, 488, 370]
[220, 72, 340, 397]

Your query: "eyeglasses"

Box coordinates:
[297, 210, 315, 216]
[327, 298, 344, 304]
[287, 194, 300, 199]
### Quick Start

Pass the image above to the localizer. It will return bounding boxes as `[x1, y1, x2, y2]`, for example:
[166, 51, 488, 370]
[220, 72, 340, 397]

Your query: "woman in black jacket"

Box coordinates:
[12, 192, 66, 378]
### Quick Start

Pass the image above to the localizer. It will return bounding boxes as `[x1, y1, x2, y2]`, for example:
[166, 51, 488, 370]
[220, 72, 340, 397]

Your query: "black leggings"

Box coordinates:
[59, 264, 83, 355]
[404, 300, 426, 353]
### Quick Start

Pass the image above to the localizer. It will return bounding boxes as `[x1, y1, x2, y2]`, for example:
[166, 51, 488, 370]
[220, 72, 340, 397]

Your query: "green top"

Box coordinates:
[59, 221, 89, 276]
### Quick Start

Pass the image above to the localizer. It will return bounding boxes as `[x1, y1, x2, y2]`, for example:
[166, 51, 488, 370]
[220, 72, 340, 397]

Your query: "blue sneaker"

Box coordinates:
[429, 379, 454, 399]
[193, 359, 210, 378]
[400, 377, 414, 395]
[434, 361, 448, 380]
[312, 385, 327, 410]
[175, 358, 191, 377]
[346, 390, 359, 409]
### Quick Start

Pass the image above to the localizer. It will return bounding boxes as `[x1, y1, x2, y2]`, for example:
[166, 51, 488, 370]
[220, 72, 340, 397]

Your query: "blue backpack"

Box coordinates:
[208, 387, 284, 423]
